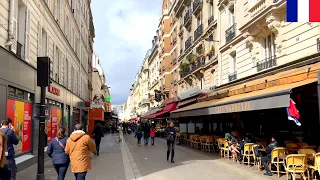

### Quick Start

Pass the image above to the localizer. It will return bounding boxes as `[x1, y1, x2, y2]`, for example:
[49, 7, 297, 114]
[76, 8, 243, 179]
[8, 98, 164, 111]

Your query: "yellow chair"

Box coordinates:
[217, 138, 226, 158]
[252, 144, 262, 170]
[200, 136, 207, 151]
[242, 143, 255, 166]
[309, 153, 320, 179]
[204, 136, 215, 153]
[222, 141, 230, 159]
[271, 147, 286, 177]
[285, 154, 309, 180]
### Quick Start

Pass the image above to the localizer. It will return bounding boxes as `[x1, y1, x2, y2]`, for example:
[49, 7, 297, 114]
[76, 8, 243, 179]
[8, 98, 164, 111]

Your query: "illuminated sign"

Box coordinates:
[48, 85, 60, 96]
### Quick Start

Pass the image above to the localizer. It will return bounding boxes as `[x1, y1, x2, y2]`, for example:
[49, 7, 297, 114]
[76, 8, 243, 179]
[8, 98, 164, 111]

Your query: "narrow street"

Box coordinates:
[16, 132, 285, 180]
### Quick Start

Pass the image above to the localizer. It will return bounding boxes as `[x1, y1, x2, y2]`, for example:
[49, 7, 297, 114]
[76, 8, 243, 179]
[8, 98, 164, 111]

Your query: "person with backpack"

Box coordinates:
[1, 118, 18, 180]
[0, 129, 10, 180]
[165, 121, 176, 163]
[47, 127, 70, 180]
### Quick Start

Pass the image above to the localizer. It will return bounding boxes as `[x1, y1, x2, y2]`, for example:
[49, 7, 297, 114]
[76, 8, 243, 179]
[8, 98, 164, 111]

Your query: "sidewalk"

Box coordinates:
[17, 133, 126, 180]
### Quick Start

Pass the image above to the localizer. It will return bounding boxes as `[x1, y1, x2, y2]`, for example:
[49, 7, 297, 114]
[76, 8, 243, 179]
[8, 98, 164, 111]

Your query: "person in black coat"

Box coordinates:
[261, 136, 278, 176]
[165, 121, 176, 163]
[47, 127, 70, 180]
[92, 123, 104, 155]
[143, 122, 150, 145]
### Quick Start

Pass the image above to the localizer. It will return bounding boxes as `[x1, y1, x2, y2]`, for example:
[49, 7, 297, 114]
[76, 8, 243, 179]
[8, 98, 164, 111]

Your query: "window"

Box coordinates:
[65, 16, 69, 38]
[209, 2, 214, 17]
[41, 29, 48, 56]
[229, 6, 235, 26]
[250, 0, 258, 6]
[197, 11, 202, 26]
[262, 33, 275, 59]
[64, 58, 68, 87]
[60, 54, 64, 85]
[212, 71, 216, 86]
[55, 0, 60, 23]
[54, 47, 60, 82]
[229, 55, 236, 73]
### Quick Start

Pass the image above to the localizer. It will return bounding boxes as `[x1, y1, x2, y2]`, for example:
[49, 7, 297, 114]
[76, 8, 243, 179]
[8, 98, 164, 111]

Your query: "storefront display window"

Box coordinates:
[6, 86, 33, 155]
[46, 98, 64, 144]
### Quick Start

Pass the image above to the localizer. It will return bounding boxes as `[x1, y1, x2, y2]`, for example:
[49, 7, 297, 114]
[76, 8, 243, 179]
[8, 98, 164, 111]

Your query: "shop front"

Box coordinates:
[171, 61, 320, 145]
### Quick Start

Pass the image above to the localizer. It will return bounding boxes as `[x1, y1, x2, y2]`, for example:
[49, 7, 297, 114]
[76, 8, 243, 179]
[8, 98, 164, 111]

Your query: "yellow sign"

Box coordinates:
[213, 101, 252, 114]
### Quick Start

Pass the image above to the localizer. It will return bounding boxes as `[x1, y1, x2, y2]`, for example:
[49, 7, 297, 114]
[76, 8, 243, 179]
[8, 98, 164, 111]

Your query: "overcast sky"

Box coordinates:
[91, 0, 162, 105]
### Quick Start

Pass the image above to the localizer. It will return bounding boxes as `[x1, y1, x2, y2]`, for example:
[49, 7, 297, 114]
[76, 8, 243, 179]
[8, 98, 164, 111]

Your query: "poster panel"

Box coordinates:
[22, 102, 32, 152]
[51, 108, 58, 139]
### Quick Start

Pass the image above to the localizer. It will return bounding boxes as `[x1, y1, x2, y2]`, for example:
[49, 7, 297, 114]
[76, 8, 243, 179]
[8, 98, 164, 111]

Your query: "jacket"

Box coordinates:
[1, 128, 18, 160]
[47, 137, 70, 165]
[0, 131, 7, 168]
[150, 129, 156, 137]
[65, 130, 96, 173]
[265, 141, 278, 155]
[165, 127, 176, 141]
[143, 124, 150, 138]
[92, 126, 103, 139]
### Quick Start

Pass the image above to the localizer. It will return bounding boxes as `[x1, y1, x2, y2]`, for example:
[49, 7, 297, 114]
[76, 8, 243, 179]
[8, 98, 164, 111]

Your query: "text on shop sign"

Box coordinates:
[48, 86, 60, 96]
[213, 101, 252, 113]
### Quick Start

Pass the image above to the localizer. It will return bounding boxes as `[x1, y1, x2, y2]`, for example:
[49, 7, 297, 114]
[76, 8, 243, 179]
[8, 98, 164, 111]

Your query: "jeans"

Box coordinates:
[261, 155, 271, 172]
[144, 137, 149, 145]
[0, 164, 11, 180]
[53, 163, 69, 180]
[95, 138, 101, 155]
[151, 137, 155, 145]
[6, 159, 17, 180]
[167, 141, 175, 161]
[74, 172, 87, 180]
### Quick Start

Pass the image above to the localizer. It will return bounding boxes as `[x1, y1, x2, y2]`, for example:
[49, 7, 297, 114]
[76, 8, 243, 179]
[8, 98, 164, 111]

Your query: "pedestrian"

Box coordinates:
[92, 123, 104, 156]
[261, 136, 278, 176]
[143, 122, 150, 145]
[47, 127, 70, 180]
[65, 124, 96, 180]
[136, 125, 143, 146]
[165, 121, 176, 163]
[150, 128, 156, 146]
[0, 129, 10, 180]
[1, 118, 18, 180]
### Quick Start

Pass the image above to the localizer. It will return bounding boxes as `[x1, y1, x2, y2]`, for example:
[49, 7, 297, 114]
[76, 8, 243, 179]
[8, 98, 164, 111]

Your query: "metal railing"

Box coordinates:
[225, 23, 236, 43]
[183, 9, 192, 25]
[180, 56, 206, 78]
[194, 24, 203, 41]
[193, 0, 203, 13]
[180, 48, 184, 55]
[208, 15, 214, 26]
[256, 56, 277, 72]
[228, 71, 237, 82]
[185, 36, 192, 50]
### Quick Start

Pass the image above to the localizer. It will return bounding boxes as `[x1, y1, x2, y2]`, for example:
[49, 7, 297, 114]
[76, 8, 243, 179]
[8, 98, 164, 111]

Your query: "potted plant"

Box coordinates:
[187, 53, 197, 64]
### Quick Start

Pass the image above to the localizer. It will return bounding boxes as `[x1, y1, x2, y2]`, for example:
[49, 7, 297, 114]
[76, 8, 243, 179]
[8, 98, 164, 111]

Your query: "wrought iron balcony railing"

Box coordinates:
[193, 0, 203, 14]
[228, 71, 237, 82]
[256, 56, 277, 72]
[194, 24, 203, 42]
[180, 56, 206, 78]
[225, 23, 236, 43]
[185, 36, 192, 50]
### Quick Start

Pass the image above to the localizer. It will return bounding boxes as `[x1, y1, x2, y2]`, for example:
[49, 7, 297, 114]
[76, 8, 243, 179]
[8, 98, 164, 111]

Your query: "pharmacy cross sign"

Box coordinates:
[105, 96, 111, 102]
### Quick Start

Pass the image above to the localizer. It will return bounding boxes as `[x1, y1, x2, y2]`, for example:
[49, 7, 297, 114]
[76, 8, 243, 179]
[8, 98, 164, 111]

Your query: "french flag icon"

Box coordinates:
[286, 0, 320, 22]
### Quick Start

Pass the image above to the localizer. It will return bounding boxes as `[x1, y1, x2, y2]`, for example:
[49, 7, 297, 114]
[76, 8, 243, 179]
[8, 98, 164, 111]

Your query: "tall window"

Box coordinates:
[65, 16, 70, 38]
[229, 6, 235, 26]
[212, 71, 216, 86]
[54, 47, 60, 82]
[197, 11, 202, 26]
[60, 54, 64, 85]
[55, 0, 60, 22]
[230, 55, 236, 73]
[262, 33, 275, 59]
[64, 58, 68, 87]
[209, 2, 214, 17]
[41, 29, 47, 56]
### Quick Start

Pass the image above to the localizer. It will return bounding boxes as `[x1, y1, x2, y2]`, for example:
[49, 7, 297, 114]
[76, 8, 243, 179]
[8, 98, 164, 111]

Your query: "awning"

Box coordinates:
[147, 103, 177, 119]
[177, 98, 197, 108]
[141, 107, 163, 117]
[171, 78, 317, 118]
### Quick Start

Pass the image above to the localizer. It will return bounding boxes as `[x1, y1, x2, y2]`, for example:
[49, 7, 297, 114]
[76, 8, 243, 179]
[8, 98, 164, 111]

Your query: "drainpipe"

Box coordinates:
[217, 8, 222, 85]
[5, 0, 14, 46]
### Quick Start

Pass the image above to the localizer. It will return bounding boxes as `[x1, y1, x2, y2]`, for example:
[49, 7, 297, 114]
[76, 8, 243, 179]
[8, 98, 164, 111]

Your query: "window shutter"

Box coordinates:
[24, 7, 30, 61]
[11, 0, 18, 54]
[37, 23, 42, 56]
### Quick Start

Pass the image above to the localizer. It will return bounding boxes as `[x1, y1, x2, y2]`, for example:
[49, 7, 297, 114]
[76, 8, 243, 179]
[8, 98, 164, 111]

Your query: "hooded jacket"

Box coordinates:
[65, 130, 96, 173]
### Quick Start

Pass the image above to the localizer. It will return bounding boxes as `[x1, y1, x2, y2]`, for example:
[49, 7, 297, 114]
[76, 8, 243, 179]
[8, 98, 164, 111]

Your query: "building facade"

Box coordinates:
[0, 0, 94, 168]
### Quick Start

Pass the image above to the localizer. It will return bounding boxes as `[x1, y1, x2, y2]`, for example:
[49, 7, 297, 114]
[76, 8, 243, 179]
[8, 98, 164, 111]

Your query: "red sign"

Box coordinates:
[23, 103, 32, 152]
[48, 85, 60, 96]
[51, 108, 58, 140]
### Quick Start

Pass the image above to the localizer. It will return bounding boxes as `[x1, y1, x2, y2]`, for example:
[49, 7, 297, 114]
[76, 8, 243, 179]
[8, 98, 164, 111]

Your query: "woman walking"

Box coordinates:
[165, 121, 176, 163]
[92, 123, 104, 155]
[47, 127, 69, 180]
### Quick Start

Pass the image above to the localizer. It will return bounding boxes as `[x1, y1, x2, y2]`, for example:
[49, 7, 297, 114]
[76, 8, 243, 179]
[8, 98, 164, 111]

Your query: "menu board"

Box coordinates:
[6, 99, 32, 154]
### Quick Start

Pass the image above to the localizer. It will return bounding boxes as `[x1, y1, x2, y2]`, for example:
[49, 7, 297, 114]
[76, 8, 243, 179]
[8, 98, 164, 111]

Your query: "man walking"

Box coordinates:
[165, 121, 176, 163]
[1, 118, 18, 180]
[65, 124, 96, 180]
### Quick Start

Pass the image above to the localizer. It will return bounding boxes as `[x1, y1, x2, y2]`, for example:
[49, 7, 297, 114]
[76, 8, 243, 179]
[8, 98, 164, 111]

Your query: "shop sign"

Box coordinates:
[48, 85, 60, 96]
[212, 101, 252, 114]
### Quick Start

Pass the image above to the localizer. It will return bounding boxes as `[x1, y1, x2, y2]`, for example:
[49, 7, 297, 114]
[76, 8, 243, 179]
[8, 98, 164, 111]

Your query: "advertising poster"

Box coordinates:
[65, 110, 70, 135]
[6, 99, 32, 154]
[57, 109, 62, 130]
[51, 108, 58, 139]
[46, 109, 52, 144]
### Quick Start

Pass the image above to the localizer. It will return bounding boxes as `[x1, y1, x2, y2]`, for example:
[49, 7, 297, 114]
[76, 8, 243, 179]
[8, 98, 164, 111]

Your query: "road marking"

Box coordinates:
[120, 132, 144, 180]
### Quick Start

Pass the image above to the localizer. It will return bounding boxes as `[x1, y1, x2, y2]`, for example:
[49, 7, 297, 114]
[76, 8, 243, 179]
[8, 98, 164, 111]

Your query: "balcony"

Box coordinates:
[180, 48, 184, 55]
[256, 56, 276, 72]
[183, 9, 192, 27]
[194, 24, 203, 42]
[208, 15, 214, 26]
[249, 0, 280, 18]
[193, 0, 203, 15]
[172, 37, 177, 45]
[172, 58, 177, 65]
[185, 36, 192, 50]
[225, 23, 236, 43]
[180, 56, 206, 78]
[317, 38, 320, 52]
[228, 72, 237, 82]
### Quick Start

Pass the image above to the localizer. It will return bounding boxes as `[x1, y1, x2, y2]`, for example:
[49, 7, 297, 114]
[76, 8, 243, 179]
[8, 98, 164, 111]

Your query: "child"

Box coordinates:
[136, 126, 143, 146]
[150, 128, 156, 146]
